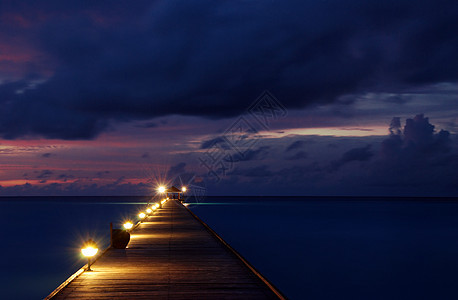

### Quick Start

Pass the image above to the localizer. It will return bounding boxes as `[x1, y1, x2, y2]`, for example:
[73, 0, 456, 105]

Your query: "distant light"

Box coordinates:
[138, 212, 146, 219]
[123, 222, 133, 230]
[157, 186, 166, 193]
[181, 186, 187, 192]
[146, 208, 152, 214]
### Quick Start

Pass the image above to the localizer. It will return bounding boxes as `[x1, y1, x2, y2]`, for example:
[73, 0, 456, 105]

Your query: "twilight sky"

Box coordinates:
[0, 0, 457, 196]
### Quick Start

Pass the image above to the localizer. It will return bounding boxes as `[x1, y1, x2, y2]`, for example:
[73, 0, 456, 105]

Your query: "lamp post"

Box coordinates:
[81, 239, 98, 271]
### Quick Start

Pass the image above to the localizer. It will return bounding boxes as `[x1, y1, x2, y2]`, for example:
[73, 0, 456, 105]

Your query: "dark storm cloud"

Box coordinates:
[58, 174, 74, 182]
[0, 180, 151, 196]
[167, 162, 200, 186]
[340, 145, 374, 163]
[200, 137, 228, 150]
[1, 0, 458, 139]
[135, 122, 158, 129]
[236, 146, 270, 161]
[381, 114, 451, 158]
[368, 114, 456, 192]
[286, 141, 307, 152]
[168, 162, 187, 176]
[36, 170, 53, 179]
[113, 176, 125, 185]
[330, 145, 374, 170]
[230, 165, 273, 178]
[42, 153, 52, 158]
[96, 171, 110, 177]
[286, 151, 308, 160]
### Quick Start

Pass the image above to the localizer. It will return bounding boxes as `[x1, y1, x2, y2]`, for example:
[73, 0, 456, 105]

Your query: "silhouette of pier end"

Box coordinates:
[46, 200, 285, 299]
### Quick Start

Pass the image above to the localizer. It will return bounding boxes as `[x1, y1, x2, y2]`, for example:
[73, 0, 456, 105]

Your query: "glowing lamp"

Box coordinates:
[81, 246, 98, 257]
[123, 222, 133, 230]
[182, 186, 187, 192]
[157, 186, 166, 193]
[154, 203, 160, 209]
[138, 212, 146, 219]
[146, 208, 152, 214]
[81, 239, 98, 271]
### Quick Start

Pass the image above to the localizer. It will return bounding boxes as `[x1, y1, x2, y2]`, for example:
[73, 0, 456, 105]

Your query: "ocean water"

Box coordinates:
[1, 196, 458, 299]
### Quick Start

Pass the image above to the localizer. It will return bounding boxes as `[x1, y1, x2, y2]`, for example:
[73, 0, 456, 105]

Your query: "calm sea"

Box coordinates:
[1, 196, 458, 300]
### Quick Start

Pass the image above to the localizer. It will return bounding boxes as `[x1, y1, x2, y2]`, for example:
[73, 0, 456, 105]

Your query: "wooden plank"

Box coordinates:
[48, 200, 285, 299]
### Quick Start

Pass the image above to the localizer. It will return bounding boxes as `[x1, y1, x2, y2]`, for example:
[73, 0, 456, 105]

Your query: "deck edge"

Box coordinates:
[44, 245, 112, 299]
[180, 201, 288, 300]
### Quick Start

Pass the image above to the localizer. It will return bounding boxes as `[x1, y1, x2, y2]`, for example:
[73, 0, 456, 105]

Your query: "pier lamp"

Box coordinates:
[154, 203, 160, 209]
[157, 186, 166, 194]
[181, 186, 187, 192]
[157, 186, 166, 207]
[146, 208, 152, 214]
[81, 239, 98, 271]
[138, 212, 146, 219]
[123, 221, 133, 230]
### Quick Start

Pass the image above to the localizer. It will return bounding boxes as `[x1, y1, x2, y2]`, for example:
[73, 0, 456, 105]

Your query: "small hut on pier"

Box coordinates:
[166, 186, 183, 200]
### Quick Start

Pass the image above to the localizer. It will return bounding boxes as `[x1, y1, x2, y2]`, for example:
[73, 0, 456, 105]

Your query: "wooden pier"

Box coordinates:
[46, 200, 285, 299]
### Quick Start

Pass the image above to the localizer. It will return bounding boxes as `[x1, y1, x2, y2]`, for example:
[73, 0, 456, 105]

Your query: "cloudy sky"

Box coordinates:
[0, 0, 457, 196]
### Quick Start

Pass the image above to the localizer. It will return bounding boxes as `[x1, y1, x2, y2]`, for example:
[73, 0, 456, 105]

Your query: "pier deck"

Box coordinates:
[48, 200, 283, 299]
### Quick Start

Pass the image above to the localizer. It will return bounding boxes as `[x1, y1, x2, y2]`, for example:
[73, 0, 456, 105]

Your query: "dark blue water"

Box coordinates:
[2, 197, 458, 299]
[188, 197, 458, 300]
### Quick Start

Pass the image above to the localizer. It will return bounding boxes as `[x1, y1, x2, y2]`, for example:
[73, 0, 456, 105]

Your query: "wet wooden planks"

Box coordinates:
[49, 200, 283, 299]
